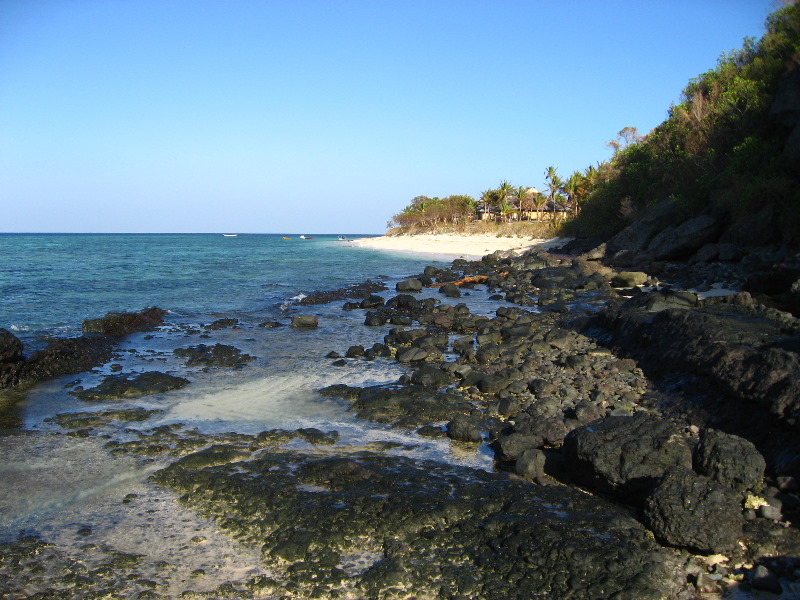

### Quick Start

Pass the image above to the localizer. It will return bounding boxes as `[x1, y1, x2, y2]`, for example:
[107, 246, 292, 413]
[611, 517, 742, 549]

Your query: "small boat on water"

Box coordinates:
[337, 235, 349, 241]
[299, 235, 314, 239]
[282, 236, 291, 240]
[223, 234, 237, 237]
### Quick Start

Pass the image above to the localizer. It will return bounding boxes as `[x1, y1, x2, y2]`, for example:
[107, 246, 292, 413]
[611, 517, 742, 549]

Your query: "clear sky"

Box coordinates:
[0, 0, 777, 234]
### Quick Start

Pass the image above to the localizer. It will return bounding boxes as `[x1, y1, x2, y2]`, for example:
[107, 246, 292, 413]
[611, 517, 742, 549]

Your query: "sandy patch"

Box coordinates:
[350, 234, 569, 260]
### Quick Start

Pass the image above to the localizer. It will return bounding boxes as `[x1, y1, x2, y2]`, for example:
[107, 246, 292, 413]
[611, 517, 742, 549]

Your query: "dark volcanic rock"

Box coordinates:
[563, 413, 693, 502]
[151, 448, 682, 599]
[21, 335, 117, 385]
[82, 307, 168, 337]
[205, 317, 238, 330]
[694, 429, 766, 492]
[642, 467, 744, 553]
[445, 415, 482, 442]
[174, 343, 255, 368]
[0, 329, 23, 363]
[606, 199, 685, 260]
[646, 214, 720, 260]
[0, 328, 25, 387]
[410, 365, 452, 389]
[297, 280, 388, 305]
[599, 303, 800, 432]
[46, 407, 163, 428]
[396, 278, 423, 293]
[438, 282, 461, 298]
[70, 371, 189, 401]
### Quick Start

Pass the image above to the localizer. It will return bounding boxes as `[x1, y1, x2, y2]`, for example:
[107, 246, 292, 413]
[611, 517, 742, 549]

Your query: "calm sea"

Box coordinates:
[0, 233, 450, 346]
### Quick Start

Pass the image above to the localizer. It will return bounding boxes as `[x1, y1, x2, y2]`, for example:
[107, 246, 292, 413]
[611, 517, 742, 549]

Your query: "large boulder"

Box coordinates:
[563, 413, 693, 502]
[694, 429, 766, 492]
[606, 199, 686, 258]
[445, 415, 483, 443]
[396, 278, 423, 293]
[646, 214, 720, 260]
[601, 305, 800, 432]
[642, 467, 744, 554]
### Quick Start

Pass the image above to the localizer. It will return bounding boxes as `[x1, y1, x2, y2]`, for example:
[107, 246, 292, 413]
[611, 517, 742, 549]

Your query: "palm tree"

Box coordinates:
[496, 180, 515, 222]
[544, 166, 564, 221]
[514, 185, 530, 220]
[532, 191, 547, 221]
[479, 188, 499, 220]
[564, 171, 589, 218]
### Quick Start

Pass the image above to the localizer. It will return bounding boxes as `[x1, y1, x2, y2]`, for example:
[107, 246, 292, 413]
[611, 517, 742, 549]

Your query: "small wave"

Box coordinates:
[289, 293, 308, 302]
[9, 325, 28, 332]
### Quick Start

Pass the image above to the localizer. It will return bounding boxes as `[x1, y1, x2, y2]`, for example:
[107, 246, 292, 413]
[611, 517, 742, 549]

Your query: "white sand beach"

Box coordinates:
[350, 233, 569, 260]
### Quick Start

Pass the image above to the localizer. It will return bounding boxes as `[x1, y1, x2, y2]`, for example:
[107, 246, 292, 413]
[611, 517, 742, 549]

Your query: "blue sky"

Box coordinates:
[0, 0, 776, 234]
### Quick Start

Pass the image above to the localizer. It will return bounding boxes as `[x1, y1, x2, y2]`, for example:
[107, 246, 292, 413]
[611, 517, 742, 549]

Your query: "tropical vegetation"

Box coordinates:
[389, 2, 800, 246]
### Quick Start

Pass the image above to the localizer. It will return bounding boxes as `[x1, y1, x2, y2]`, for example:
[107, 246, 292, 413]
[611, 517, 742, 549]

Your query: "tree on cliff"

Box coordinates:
[571, 1, 800, 244]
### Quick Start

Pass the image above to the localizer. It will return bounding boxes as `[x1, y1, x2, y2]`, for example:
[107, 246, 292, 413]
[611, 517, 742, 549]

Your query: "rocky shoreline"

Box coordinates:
[2, 235, 800, 599]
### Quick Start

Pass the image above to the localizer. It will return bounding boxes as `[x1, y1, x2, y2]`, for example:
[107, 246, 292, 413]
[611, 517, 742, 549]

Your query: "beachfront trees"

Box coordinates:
[564, 166, 598, 217]
[389, 194, 477, 229]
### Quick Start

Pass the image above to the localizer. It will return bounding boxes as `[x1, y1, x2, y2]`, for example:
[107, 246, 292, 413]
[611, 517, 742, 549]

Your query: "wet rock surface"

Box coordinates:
[82, 307, 168, 337]
[174, 343, 256, 368]
[0, 307, 169, 390]
[151, 445, 682, 600]
[70, 371, 190, 401]
[297, 279, 388, 305]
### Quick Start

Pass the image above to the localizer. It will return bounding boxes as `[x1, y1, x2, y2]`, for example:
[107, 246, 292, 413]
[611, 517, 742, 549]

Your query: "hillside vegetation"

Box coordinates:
[390, 3, 800, 248]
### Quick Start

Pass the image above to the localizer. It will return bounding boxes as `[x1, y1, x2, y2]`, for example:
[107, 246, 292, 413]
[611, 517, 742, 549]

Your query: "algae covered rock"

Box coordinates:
[151, 448, 682, 599]
[70, 371, 189, 401]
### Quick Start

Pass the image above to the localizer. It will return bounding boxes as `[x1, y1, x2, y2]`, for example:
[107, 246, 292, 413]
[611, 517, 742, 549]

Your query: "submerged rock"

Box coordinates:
[174, 343, 255, 367]
[70, 371, 189, 401]
[290, 315, 319, 329]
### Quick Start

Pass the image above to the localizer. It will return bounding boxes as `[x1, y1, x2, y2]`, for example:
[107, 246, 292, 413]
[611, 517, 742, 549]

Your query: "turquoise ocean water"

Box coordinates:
[0, 232, 500, 458]
[0, 233, 450, 347]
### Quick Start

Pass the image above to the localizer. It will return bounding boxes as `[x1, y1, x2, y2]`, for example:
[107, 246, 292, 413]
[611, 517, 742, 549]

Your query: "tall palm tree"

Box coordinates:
[544, 166, 564, 221]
